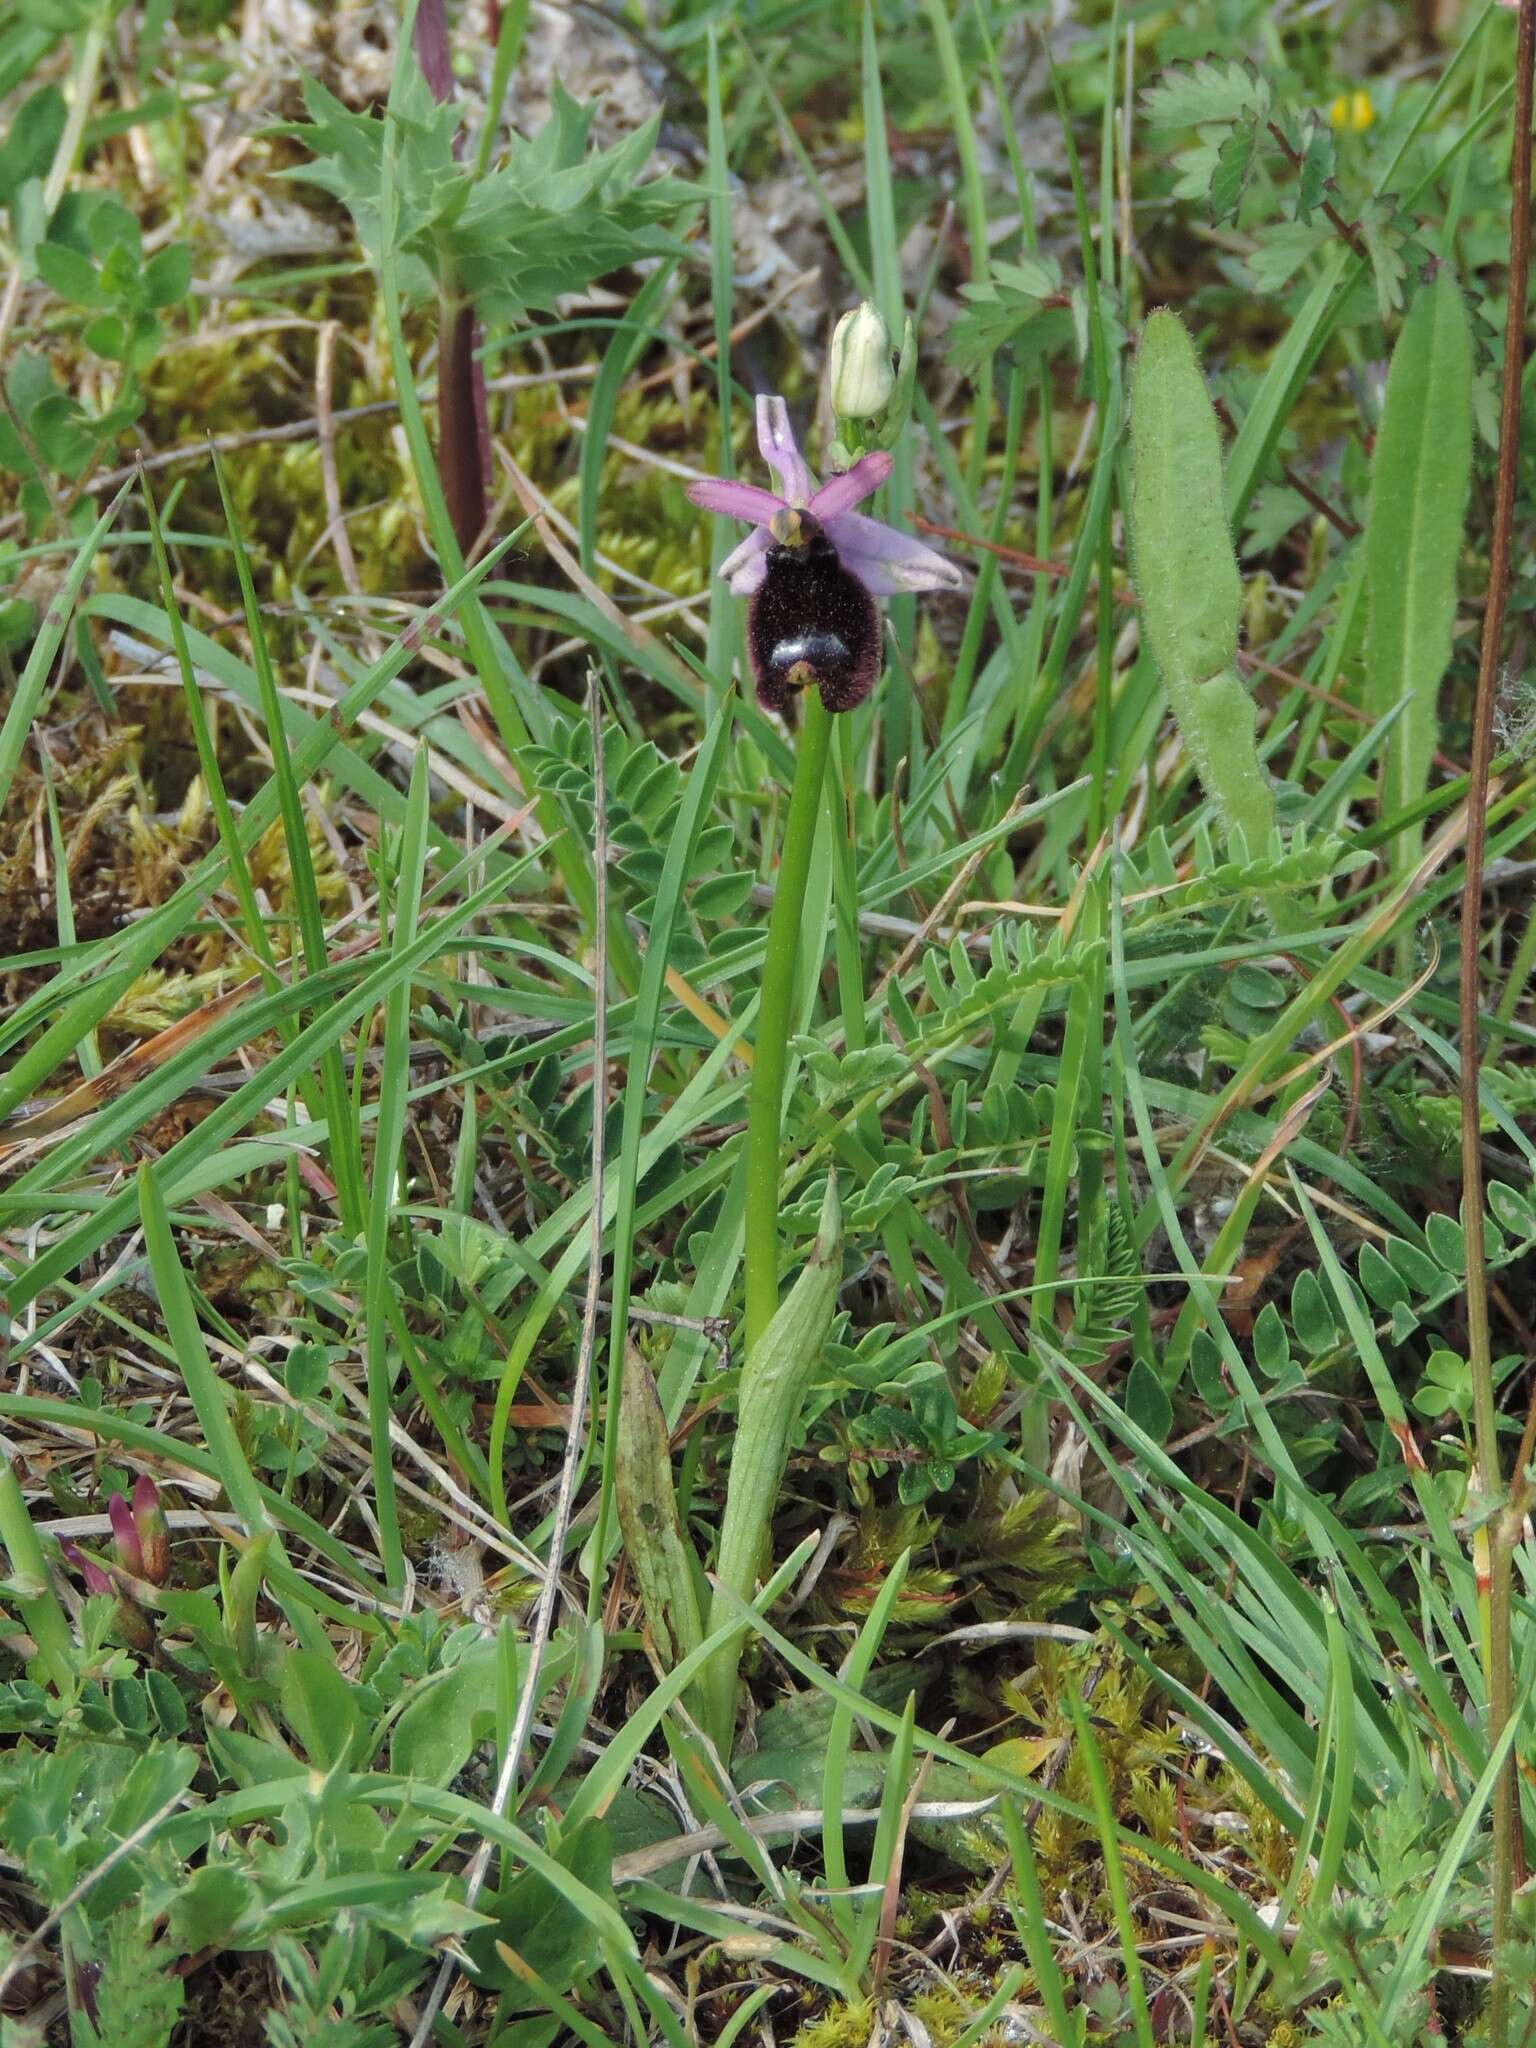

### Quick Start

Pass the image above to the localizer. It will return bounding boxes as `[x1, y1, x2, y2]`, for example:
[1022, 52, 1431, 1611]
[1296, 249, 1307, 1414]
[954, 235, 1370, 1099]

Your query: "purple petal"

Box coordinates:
[721, 528, 771, 594]
[133, 1476, 170, 1585]
[826, 509, 966, 596]
[109, 1494, 143, 1576]
[808, 451, 894, 523]
[61, 1541, 115, 1601]
[756, 396, 815, 506]
[81, 1560, 114, 1600]
[685, 478, 784, 525]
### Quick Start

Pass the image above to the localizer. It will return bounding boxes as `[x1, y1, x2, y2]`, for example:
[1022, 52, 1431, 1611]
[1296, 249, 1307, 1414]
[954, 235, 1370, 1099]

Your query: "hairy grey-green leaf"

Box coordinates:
[1128, 310, 1278, 860]
[701, 1176, 843, 1751]
[1365, 272, 1473, 885]
[615, 1344, 704, 1672]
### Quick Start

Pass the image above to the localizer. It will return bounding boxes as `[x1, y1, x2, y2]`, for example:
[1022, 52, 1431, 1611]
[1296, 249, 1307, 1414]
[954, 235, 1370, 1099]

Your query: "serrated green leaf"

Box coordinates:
[1140, 58, 1270, 132]
[1209, 113, 1260, 225]
[946, 256, 1064, 370]
[279, 67, 696, 319]
[83, 1913, 184, 2048]
[1359, 196, 1412, 319]
[1245, 218, 1331, 294]
[1297, 121, 1336, 221]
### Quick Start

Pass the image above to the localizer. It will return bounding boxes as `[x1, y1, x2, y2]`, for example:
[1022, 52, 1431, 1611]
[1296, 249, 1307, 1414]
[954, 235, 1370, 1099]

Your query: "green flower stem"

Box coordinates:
[743, 692, 834, 1355]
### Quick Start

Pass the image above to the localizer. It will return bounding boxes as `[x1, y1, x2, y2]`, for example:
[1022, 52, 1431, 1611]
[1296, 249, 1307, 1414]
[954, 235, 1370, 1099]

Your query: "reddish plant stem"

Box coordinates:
[413, 0, 454, 97]
[437, 291, 492, 557]
[413, 0, 493, 558]
[1460, 3, 1536, 2035]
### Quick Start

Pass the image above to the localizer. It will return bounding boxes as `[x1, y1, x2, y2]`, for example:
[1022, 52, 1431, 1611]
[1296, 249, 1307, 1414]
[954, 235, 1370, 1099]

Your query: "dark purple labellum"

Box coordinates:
[746, 517, 880, 715]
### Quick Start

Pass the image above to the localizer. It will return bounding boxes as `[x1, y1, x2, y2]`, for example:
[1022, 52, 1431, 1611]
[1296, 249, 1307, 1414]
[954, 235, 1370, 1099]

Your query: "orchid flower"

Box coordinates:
[685, 395, 962, 714]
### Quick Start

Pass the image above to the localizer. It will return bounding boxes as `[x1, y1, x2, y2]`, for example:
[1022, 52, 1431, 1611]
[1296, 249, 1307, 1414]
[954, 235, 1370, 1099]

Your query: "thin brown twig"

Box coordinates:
[1461, 4, 1536, 2033]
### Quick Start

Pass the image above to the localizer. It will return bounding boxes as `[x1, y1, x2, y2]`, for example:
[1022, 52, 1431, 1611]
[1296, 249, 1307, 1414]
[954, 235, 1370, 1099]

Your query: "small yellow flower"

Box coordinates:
[1329, 89, 1375, 133]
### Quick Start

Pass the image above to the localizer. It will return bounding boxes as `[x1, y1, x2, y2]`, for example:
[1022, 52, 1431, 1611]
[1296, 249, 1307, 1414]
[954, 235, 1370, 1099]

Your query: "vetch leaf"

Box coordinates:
[1359, 1242, 1411, 1313]
[143, 241, 192, 308]
[1290, 1268, 1338, 1357]
[35, 238, 105, 309]
[1125, 1359, 1173, 1444]
[1487, 1181, 1536, 1240]
[1251, 1302, 1291, 1383]
[1425, 1211, 1465, 1273]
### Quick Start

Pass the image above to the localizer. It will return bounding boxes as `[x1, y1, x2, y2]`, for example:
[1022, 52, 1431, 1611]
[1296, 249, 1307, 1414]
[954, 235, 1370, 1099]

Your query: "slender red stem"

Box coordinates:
[1459, 6, 1535, 2037]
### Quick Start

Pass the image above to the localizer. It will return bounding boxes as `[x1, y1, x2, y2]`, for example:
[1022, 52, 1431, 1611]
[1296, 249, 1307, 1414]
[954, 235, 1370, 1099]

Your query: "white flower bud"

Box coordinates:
[829, 301, 895, 422]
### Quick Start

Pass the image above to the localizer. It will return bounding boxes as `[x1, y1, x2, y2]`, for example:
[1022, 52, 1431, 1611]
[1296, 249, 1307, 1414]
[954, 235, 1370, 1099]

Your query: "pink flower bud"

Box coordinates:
[108, 1493, 143, 1576]
[62, 1539, 156, 1652]
[132, 1476, 169, 1585]
[61, 1539, 114, 1602]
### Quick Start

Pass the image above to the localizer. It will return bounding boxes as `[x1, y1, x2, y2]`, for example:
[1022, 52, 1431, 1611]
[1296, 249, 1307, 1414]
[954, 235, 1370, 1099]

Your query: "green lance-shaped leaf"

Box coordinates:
[615, 1343, 705, 1677]
[702, 1176, 843, 1755]
[224, 1531, 275, 1679]
[0, 1460, 75, 1695]
[1129, 309, 1277, 858]
[1365, 271, 1473, 885]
